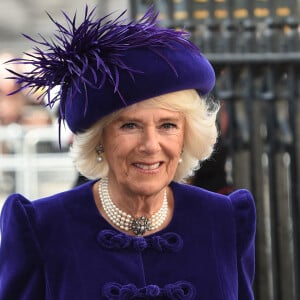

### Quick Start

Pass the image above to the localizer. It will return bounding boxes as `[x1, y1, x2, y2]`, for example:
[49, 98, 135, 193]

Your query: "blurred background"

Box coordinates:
[0, 0, 128, 203]
[0, 1, 300, 300]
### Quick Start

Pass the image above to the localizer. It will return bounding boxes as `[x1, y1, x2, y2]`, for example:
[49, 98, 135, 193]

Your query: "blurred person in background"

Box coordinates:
[0, 52, 27, 196]
[0, 52, 57, 196]
[0, 52, 54, 141]
[20, 105, 52, 127]
[0, 52, 26, 126]
[0, 6, 256, 300]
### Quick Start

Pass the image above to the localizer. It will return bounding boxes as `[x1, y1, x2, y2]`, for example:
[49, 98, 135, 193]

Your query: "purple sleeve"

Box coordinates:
[0, 194, 46, 300]
[229, 189, 256, 300]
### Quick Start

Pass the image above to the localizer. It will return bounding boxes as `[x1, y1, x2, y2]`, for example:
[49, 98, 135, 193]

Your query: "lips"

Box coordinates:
[133, 162, 161, 170]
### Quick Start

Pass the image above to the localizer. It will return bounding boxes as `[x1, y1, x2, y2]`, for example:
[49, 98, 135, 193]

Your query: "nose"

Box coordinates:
[137, 126, 161, 154]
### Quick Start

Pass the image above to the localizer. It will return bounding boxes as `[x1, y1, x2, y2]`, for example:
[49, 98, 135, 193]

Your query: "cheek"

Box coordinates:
[104, 142, 121, 162]
[174, 131, 185, 149]
[103, 136, 133, 164]
[165, 135, 184, 159]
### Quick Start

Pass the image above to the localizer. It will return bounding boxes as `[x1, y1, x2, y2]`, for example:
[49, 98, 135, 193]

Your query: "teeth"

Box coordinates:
[135, 163, 160, 170]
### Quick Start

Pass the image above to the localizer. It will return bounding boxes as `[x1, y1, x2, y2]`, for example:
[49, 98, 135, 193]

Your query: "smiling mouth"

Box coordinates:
[134, 162, 161, 170]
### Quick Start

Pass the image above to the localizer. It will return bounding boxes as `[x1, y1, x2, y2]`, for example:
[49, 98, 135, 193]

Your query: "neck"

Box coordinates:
[98, 176, 169, 236]
[106, 178, 167, 217]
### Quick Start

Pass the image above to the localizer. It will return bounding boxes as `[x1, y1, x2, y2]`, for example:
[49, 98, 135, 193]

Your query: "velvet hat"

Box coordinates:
[7, 5, 215, 134]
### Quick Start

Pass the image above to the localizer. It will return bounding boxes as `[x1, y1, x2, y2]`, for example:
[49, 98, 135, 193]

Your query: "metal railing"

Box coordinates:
[0, 125, 77, 205]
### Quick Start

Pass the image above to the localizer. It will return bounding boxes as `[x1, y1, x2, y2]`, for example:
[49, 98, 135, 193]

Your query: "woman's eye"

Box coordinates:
[161, 123, 177, 129]
[121, 122, 137, 129]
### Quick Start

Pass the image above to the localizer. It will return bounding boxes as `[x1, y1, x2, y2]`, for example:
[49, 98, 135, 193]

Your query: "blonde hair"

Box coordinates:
[70, 89, 219, 182]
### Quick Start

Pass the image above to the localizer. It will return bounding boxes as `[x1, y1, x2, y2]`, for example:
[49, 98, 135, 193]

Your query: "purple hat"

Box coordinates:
[7, 6, 215, 133]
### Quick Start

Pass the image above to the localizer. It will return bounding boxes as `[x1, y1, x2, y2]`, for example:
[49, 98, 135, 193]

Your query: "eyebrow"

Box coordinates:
[158, 117, 182, 123]
[116, 116, 182, 123]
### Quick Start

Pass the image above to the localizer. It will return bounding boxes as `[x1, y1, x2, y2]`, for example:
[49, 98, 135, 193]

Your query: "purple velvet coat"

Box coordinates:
[0, 180, 256, 300]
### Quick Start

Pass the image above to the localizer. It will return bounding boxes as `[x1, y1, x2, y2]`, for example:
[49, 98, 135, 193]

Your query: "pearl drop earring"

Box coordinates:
[96, 145, 104, 163]
[178, 149, 183, 164]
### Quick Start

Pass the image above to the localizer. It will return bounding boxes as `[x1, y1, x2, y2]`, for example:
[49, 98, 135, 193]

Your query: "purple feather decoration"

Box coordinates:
[6, 5, 198, 121]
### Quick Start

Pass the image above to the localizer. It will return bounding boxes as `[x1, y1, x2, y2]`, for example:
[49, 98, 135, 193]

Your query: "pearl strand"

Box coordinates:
[99, 177, 168, 236]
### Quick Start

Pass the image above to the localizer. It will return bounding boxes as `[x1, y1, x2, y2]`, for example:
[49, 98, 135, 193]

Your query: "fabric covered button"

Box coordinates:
[164, 281, 196, 299]
[102, 282, 138, 299]
[150, 232, 183, 252]
[97, 229, 183, 252]
[138, 284, 160, 297]
[102, 281, 196, 299]
[132, 237, 148, 251]
[97, 230, 131, 249]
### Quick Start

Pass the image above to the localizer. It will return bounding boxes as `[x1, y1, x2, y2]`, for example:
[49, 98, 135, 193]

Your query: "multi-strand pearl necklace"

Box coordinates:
[99, 177, 168, 236]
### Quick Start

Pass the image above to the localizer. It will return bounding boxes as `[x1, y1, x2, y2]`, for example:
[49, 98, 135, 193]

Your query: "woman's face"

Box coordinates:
[101, 102, 185, 197]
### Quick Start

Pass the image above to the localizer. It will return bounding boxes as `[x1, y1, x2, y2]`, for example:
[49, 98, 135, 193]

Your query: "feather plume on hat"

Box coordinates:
[6, 5, 215, 135]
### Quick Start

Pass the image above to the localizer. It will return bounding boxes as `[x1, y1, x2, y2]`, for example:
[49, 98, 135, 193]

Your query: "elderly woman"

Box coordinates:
[0, 6, 256, 300]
